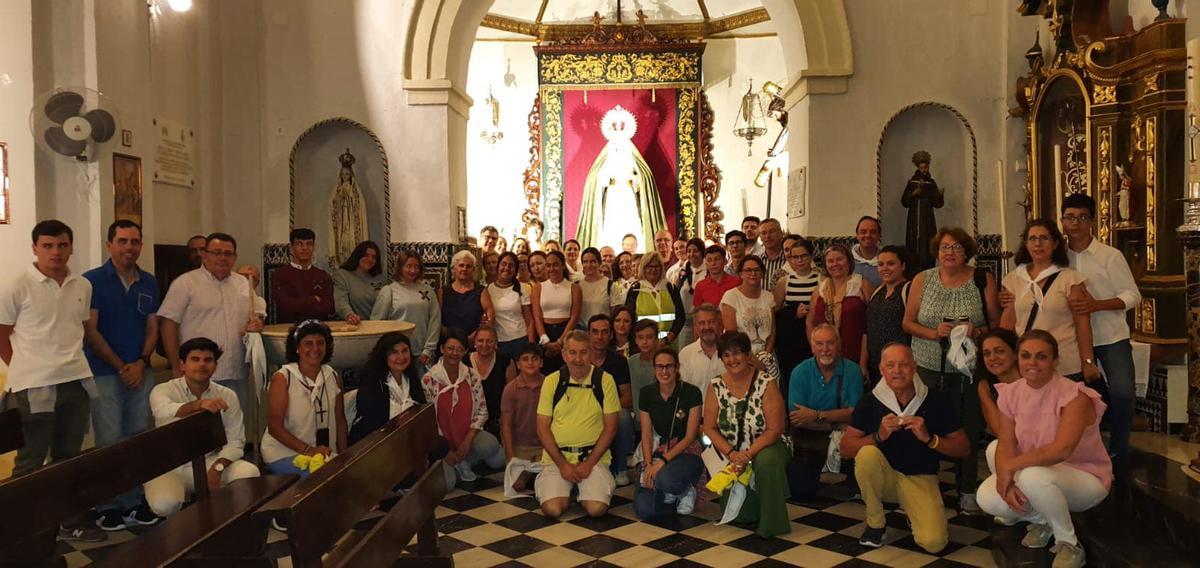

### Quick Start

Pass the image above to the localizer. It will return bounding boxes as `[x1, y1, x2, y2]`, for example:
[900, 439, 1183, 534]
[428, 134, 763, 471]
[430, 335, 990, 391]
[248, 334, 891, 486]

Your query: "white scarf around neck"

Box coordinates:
[871, 375, 928, 417]
[426, 360, 476, 410]
[1013, 264, 1063, 308]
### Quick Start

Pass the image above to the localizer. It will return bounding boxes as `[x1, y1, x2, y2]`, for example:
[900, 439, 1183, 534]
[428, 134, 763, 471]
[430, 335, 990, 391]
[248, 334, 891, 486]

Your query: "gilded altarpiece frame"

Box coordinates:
[525, 40, 720, 243]
[1014, 5, 1187, 343]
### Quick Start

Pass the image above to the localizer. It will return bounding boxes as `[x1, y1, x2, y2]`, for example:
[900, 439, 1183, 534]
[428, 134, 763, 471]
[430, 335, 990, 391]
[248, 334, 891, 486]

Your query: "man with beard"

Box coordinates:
[678, 304, 725, 392]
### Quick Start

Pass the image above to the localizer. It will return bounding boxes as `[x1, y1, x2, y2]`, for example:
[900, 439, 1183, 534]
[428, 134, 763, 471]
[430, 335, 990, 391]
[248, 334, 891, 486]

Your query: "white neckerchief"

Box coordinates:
[871, 375, 928, 417]
[1013, 264, 1063, 308]
[427, 360, 475, 410]
[292, 365, 330, 422]
[387, 371, 413, 408]
[852, 245, 879, 267]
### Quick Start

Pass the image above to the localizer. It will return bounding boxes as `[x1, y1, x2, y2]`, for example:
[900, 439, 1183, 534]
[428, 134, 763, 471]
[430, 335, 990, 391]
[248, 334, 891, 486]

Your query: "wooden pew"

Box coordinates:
[0, 411, 293, 566]
[255, 404, 449, 567]
[0, 409, 21, 455]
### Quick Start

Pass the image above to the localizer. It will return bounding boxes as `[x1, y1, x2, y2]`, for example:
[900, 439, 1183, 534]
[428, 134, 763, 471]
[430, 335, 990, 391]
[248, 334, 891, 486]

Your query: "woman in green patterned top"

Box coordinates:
[701, 331, 792, 538]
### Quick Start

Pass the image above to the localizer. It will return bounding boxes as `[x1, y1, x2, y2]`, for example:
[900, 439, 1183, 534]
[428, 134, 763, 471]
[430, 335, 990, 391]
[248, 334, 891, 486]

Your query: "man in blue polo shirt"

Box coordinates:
[82, 219, 162, 531]
[786, 323, 864, 499]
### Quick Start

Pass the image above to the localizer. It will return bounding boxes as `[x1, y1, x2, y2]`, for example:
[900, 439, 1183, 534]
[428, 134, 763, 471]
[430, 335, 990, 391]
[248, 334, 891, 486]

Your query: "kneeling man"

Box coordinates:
[840, 343, 968, 553]
[144, 337, 261, 517]
[535, 330, 620, 518]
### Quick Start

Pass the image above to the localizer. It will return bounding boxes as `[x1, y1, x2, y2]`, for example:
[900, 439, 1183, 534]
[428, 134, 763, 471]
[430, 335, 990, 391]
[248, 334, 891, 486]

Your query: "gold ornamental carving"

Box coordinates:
[520, 95, 543, 238]
[1146, 115, 1157, 271]
[699, 92, 724, 241]
[540, 91, 564, 240]
[676, 87, 699, 238]
[1093, 85, 1116, 104]
[1097, 126, 1112, 242]
[1136, 298, 1157, 334]
[1144, 72, 1160, 93]
[537, 51, 702, 86]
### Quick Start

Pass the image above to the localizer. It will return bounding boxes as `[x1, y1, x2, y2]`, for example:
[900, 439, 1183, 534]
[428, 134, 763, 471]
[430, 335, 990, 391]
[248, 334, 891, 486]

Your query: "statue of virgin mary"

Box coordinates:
[575, 105, 667, 250]
[328, 148, 369, 267]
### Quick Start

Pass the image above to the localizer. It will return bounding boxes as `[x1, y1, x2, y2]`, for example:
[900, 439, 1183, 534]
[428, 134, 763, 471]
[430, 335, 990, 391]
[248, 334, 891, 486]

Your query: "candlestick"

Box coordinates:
[998, 160, 1009, 256]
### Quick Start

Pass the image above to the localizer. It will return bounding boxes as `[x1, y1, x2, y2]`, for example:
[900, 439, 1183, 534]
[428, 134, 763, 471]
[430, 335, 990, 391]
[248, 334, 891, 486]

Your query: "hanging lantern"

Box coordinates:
[479, 85, 504, 145]
[733, 79, 768, 157]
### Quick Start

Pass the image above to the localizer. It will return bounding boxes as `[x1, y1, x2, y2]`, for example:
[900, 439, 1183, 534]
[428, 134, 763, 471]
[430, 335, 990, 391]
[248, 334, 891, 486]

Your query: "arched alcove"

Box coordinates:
[877, 103, 978, 249]
[289, 118, 390, 271]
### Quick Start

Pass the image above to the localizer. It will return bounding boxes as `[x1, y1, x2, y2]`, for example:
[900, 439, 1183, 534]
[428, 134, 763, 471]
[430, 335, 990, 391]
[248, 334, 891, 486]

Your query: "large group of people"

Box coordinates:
[1, 195, 1135, 566]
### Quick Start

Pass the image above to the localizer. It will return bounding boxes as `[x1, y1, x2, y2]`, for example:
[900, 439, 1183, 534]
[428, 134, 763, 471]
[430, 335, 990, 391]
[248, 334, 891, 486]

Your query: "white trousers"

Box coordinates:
[976, 440, 1108, 546]
[144, 456, 261, 517]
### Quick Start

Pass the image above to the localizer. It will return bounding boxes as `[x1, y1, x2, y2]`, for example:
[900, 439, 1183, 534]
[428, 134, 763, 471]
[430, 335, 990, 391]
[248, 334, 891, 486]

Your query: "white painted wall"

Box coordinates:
[0, 0, 36, 268]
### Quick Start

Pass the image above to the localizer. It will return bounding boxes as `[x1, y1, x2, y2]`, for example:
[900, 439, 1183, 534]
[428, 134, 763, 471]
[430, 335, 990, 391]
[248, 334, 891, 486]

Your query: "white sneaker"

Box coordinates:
[676, 487, 697, 515]
[614, 471, 631, 487]
[662, 492, 678, 505]
[1022, 523, 1053, 549]
[1052, 542, 1085, 568]
[455, 460, 477, 483]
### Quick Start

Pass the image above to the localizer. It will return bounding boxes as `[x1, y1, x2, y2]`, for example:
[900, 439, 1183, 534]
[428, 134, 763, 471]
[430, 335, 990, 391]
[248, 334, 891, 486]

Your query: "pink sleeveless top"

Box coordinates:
[996, 375, 1112, 490]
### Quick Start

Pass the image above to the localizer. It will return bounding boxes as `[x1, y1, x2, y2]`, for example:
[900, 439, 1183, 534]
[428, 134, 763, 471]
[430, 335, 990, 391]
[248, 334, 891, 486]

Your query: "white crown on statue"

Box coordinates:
[601, 105, 637, 142]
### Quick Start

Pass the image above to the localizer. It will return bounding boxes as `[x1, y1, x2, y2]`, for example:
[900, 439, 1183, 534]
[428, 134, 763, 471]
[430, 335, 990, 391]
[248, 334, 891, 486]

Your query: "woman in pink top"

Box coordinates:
[976, 330, 1110, 568]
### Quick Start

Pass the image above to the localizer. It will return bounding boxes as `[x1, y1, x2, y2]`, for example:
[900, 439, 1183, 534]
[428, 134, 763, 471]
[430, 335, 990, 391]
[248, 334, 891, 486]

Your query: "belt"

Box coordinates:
[559, 444, 596, 461]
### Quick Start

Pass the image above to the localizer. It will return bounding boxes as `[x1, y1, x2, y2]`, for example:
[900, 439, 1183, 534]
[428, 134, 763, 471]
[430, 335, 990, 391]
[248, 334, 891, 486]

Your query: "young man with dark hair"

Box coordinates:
[585, 313, 634, 486]
[159, 232, 262, 422]
[852, 216, 883, 287]
[83, 219, 163, 530]
[270, 227, 336, 324]
[742, 216, 764, 257]
[1, 219, 105, 542]
[1061, 194, 1139, 459]
[693, 245, 740, 308]
[724, 230, 748, 276]
[144, 337, 260, 517]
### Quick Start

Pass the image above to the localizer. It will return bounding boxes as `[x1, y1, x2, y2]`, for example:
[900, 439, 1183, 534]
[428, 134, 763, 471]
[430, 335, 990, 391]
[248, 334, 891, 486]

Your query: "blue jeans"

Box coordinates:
[1094, 340, 1135, 457]
[442, 430, 507, 489]
[610, 409, 635, 475]
[498, 337, 529, 362]
[92, 371, 154, 512]
[634, 453, 704, 519]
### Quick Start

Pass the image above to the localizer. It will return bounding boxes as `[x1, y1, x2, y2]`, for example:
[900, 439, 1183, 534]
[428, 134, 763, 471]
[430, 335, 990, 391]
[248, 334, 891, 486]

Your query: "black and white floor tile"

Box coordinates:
[59, 465, 996, 567]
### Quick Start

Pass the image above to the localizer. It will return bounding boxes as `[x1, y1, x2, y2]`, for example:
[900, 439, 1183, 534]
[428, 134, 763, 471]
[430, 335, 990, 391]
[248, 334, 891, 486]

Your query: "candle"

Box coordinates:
[1054, 144, 1063, 196]
[998, 159, 1009, 255]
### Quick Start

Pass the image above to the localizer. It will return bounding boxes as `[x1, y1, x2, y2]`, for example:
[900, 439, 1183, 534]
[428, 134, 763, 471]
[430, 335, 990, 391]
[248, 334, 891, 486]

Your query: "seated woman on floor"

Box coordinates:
[421, 330, 506, 488]
[702, 331, 792, 538]
[261, 320, 348, 477]
[635, 347, 704, 520]
[348, 331, 425, 445]
[975, 328, 1020, 436]
[977, 330, 1111, 568]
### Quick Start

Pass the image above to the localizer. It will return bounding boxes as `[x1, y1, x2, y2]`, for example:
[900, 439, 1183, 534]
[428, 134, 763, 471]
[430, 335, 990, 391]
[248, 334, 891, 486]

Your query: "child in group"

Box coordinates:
[501, 344, 546, 493]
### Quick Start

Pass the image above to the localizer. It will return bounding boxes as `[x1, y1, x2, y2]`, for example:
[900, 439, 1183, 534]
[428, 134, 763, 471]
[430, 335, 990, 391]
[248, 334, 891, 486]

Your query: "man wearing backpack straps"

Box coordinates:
[535, 330, 620, 518]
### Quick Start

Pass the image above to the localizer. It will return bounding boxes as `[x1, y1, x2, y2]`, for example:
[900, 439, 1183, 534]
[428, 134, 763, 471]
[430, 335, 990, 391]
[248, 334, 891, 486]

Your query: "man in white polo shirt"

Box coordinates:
[679, 304, 725, 392]
[0, 220, 105, 542]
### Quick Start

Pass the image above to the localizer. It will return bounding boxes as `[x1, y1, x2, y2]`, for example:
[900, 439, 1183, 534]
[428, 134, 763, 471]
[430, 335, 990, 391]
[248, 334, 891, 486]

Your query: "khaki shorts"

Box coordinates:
[535, 462, 615, 504]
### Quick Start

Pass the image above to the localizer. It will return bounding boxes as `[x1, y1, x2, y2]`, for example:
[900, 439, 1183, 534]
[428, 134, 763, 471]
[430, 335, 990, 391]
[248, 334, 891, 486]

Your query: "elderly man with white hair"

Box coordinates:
[840, 343, 969, 553]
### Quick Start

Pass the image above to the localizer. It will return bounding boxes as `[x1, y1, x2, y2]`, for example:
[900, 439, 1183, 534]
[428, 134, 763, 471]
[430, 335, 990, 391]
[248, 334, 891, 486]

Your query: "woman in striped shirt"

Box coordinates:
[773, 238, 820, 390]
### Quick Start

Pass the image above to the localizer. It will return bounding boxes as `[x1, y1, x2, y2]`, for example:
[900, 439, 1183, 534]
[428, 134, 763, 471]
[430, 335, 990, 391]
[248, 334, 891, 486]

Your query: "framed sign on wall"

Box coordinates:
[113, 153, 143, 225]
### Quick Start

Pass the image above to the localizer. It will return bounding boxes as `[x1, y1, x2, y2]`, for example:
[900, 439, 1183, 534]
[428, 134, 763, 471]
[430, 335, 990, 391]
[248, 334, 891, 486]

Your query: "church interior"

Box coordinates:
[1, 0, 1200, 566]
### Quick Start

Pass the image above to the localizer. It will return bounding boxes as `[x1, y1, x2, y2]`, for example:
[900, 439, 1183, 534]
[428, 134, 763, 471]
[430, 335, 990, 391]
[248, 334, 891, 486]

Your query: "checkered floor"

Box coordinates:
[57, 464, 997, 567]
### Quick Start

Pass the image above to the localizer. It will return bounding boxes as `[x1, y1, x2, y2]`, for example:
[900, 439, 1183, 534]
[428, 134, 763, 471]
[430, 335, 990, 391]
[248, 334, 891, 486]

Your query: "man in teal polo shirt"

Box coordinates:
[786, 323, 864, 499]
[82, 219, 162, 530]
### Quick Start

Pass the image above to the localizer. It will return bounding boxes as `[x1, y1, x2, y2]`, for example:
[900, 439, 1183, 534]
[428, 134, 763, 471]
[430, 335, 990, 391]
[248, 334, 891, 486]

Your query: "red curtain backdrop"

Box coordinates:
[561, 88, 679, 242]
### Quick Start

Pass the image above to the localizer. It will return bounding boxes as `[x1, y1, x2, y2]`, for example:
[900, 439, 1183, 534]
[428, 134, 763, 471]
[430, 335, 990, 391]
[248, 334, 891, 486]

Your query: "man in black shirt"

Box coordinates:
[587, 314, 634, 487]
[840, 343, 969, 553]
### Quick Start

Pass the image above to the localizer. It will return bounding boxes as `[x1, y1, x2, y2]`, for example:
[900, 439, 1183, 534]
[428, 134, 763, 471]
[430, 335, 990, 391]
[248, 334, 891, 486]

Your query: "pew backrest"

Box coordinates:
[0, 409, 22, 454]
[255, 404, 439, 567]
[0, 410, 225, 557]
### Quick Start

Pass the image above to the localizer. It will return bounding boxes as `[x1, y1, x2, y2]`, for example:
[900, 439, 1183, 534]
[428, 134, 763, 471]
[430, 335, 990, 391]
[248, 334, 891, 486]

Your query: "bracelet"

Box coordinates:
[927, 434, 940, 450]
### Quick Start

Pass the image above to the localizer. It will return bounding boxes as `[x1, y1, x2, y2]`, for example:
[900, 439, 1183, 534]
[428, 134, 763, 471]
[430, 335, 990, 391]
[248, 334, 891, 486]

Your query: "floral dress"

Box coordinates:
[711, 372, 792, 452]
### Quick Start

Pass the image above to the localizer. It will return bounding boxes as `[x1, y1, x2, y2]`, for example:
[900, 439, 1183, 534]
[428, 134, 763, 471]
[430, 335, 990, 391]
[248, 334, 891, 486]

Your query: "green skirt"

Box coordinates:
[719, 440, 793, 538]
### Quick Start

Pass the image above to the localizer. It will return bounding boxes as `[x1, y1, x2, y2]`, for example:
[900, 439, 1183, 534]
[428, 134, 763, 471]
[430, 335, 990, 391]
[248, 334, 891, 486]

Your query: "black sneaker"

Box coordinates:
[123, 505, 162, 527]
[271, 516, 289, 533]
[859, 525, 886, 548]
[60, 524, 108, 543]
[95, 510, 127, 532]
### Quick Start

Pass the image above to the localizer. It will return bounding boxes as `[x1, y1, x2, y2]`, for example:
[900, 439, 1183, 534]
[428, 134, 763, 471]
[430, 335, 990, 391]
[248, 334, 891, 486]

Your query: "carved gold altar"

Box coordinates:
[1014, 0, 1187, 343]
[520, 14, 723, 244]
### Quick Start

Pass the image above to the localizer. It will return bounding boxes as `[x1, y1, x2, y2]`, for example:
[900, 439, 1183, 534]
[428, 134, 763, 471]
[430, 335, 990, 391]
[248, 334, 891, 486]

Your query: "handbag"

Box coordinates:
[823, 363, 845, 474]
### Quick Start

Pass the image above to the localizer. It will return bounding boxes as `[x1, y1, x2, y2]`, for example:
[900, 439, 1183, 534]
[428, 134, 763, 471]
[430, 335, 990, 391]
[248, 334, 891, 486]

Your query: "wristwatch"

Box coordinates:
[1084, 357, 1095, 365]
[213, 462, 226, 473]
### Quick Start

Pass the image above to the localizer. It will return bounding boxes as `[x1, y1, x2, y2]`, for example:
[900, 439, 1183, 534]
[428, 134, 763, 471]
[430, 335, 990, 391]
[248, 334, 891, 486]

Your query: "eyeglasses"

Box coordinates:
[653, 364, 677, 371]
[1061, 214, 1092, 223]
[741, 267, 763, 274]
[938, 244, 964, 252]
[727, 239, 744, 246]
[789, 253, 811, 260]
[1025, 235, 1053, 243]
[205, 250, 236, 258]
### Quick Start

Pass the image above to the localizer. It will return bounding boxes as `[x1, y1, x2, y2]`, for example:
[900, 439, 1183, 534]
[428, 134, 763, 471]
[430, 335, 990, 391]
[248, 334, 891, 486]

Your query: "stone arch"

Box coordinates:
[876, 102, 979, 243]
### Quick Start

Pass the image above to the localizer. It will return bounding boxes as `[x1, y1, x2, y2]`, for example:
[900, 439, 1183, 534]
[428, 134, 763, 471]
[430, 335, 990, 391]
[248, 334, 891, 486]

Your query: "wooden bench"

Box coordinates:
[255, 404, 449, 567]
[0, 409, 21, 454]
[0, 411, 293, 566]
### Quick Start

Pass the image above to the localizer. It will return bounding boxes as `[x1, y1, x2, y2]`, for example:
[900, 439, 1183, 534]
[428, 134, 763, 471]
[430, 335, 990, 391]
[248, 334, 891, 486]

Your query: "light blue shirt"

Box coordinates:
[788, 357, 864, 412]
